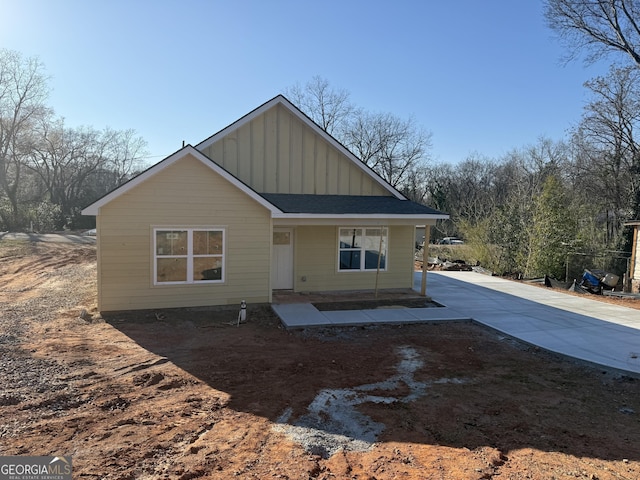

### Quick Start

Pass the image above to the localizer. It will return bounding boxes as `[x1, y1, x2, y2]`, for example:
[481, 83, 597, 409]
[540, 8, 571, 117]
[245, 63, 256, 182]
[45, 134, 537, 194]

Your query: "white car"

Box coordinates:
[439, 237, 463, 245]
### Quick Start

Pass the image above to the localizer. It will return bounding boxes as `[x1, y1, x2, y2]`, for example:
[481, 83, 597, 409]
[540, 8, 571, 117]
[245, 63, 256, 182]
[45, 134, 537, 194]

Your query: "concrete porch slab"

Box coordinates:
[272, 302, 470, 329]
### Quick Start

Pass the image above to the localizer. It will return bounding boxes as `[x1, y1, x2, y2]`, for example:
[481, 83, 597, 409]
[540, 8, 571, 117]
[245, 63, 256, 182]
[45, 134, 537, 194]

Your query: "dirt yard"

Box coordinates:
[2, 240, 640, 479]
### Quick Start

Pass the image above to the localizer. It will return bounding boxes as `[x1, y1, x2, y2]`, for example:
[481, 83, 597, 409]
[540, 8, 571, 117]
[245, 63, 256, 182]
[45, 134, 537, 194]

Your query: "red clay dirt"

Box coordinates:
[1, 240, 640, 479]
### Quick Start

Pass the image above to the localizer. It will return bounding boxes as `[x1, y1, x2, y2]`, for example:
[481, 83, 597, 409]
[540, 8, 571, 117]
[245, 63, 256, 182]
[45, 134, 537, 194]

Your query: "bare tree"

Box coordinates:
[571, 65, 640, 242]
[450, 154, 501, 224]
[423, 162, 454, 212]
[578, 66, 640, 160]
[284, 76, 356, 136]
[343, 111, 432, 188]
[27, 119, 148, 227]
[27, 120, 103, 222]
[100, 127, 148, 184]
[400, 167, 430, 204]
[545, 0, 640, 66]
[286, 77, 433, 190]
[523, 136, 571, 185]
[0, 49, 51, 229]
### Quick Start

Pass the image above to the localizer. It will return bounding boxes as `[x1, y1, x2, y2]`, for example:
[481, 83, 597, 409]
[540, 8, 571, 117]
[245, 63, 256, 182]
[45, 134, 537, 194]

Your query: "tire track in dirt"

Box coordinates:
[0, 243, 96, 308]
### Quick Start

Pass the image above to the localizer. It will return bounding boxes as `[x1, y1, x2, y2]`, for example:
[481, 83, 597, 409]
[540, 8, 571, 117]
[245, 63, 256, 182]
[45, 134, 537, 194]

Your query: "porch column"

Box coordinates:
[631, 224, 639, 292]
[631, 225, 638, 280]
[420, 225, 430, 295]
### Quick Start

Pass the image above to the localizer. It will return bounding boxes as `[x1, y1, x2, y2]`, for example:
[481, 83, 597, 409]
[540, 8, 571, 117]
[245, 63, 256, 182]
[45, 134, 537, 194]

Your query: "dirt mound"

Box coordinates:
[1, 240, 640, 479]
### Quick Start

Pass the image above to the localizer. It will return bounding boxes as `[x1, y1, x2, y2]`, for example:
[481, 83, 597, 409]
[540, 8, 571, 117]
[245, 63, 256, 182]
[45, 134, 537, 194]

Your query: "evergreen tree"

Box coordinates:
[525, 175, 576, 279]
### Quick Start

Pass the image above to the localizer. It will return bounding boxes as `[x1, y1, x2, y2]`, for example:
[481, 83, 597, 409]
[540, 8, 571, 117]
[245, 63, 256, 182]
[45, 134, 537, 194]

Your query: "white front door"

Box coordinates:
[272, 228, 294, 290]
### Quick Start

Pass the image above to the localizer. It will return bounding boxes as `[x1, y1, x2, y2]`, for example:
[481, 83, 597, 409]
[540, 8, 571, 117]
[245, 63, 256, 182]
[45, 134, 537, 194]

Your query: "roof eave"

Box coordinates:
[272, 213, 450, 220]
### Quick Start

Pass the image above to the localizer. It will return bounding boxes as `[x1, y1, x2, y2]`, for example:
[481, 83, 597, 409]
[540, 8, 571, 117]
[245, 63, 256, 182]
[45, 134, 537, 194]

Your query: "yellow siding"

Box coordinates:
[264, 108, 278, 192]
[293, 225, 415, 292]
[326, 150, 338, 194]
[338, 156, 351, 193]
[237, 124, 251, 182]
[315, 140, 327, 194]
[361, 175, 375, 196]
[278, 108, 290, 191]
[251, 114, 265, 192]
[290, 120, 303, 194]
[97, 154, 271, 311]
[302, 129, 315, 193]
[223, 135, 238, 176]
[199, 104, 390, 196]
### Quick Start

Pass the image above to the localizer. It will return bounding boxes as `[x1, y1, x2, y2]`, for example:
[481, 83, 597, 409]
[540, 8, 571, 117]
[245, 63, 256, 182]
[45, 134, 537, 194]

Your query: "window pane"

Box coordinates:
[365, 250, 386, 269]
[339, 228, 361, 248]
[273, 231, 290, 245]
[194, 257, 223, 281]
[156, 230, 187, 256]
[157, 258, 187, 282]
[364, 228, 387, 270]
[340, 250, 361, 270]
[193, 230, 223, 255]
[364, 229, 387, 248]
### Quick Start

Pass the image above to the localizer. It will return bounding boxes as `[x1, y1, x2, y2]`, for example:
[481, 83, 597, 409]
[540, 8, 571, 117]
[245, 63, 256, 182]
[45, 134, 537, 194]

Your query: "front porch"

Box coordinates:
[270, 284, 468, 329]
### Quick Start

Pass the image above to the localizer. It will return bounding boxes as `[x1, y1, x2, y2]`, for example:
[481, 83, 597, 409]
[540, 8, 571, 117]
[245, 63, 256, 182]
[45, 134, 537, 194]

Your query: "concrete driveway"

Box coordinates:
[425, 271, 640, 375]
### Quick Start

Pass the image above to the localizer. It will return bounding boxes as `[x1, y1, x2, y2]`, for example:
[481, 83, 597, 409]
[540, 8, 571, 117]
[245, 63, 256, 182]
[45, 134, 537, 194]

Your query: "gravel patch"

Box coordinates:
[274, 346, 466, 458]
[0, 244, 96, 437]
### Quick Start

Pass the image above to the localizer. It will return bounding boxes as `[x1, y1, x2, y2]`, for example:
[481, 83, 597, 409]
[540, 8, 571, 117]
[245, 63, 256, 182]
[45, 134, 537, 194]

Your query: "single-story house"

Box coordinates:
[82, 95, 448, 311]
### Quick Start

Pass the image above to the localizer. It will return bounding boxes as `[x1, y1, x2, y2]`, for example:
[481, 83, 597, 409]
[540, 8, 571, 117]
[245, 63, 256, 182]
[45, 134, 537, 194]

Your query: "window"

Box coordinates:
[339, 227, 387, 271]
[154, 228, 224, 284]
[273, 231, 291, 245]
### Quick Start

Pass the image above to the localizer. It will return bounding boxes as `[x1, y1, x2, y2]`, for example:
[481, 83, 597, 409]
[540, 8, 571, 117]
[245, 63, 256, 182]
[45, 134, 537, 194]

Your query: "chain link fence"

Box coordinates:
[564, 251, 631, 290]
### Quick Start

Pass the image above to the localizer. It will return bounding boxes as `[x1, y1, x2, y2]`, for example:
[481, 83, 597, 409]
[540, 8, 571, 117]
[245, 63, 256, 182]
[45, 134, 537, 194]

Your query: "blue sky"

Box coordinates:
[1, 0, 612, 165]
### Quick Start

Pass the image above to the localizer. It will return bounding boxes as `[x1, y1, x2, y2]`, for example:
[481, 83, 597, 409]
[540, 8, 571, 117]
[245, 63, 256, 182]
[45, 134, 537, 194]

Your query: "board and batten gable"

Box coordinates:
[95, 153, 272, 311]
[199, 103, 391, 196]
[293, 225, 416, 292]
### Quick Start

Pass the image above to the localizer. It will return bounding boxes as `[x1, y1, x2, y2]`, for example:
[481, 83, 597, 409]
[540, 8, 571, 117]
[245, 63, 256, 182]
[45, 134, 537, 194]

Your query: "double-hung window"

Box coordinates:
[338, 227, 388, 271]
[154, 228, 224, 284]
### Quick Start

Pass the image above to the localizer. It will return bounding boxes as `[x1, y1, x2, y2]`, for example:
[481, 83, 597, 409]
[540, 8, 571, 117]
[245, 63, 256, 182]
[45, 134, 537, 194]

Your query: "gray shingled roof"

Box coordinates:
[261, 193, 445, 216]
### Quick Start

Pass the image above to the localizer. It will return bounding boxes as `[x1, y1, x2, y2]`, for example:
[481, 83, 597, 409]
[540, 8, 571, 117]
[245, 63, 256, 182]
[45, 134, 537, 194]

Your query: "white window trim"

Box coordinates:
[153, 227, 225, 285]
[337, 226, 389, 272]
